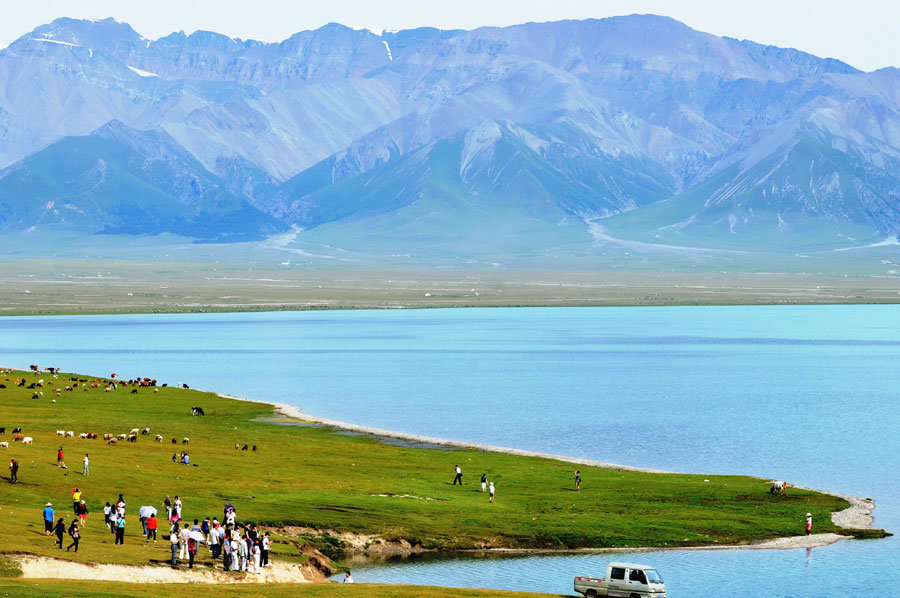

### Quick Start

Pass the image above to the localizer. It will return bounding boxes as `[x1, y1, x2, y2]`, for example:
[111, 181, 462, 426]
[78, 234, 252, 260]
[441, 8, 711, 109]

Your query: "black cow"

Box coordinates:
[191, 407, 205, 416]
[130, 389, 138, 394]
[182, 384, 190, 389]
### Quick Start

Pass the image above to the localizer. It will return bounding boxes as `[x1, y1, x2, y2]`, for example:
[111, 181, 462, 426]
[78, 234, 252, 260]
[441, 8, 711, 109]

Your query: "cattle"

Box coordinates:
[127, 434, 137, 443]
[57, 430, 65, 436]
[171, 438, 177, 444]
[0, 441, 8, 449]
[182, 438, 189, 444]
[155, 434, 163, 443]
[182, 384, 189, 389]
[65, 431, 74, 438]
[241, 444, 248, 451]
[88, 433, 97, 439]
[12, 427, 22, 434]
[0, 427, 4, 435]
[130, 389, 138, 394]
[12, 434, 23, 442]
[129, 428, 140, 436]
[117, 434, 127, 441]
[31, 392, 39, 399]
[162, 384, 167, 387]
[79, 433, 88, 439]
[191, 407, 205, 416]
[141, 428, 150, 435]
[0, 384, 5, 388]
[108, 438, 118, 445]
[103, 434, 112, 440]
[252, 445, 258, 452]
[22, 436, 32, 444]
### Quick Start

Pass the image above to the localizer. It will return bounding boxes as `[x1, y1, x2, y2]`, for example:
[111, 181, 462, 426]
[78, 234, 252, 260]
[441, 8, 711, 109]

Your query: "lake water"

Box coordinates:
[2, 306, 898, 595]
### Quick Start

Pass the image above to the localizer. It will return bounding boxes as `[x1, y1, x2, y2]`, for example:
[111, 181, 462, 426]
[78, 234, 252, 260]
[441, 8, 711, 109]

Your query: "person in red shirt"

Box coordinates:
[57, 446, 67, 469]
[146, 514, 158, 542]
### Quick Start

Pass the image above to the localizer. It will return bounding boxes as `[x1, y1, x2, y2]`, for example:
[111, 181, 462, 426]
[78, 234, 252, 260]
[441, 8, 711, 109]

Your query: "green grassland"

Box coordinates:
[0, 368, 854, 569]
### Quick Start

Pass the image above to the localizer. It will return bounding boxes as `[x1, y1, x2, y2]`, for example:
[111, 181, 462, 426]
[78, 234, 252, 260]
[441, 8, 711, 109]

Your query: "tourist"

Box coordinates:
[170, 523, 180, 566]
[344, 572, 354, 583]
[489, 481, 495, 503]
[252, 541, 261, 572]
[164, 495, 172, 520]
[230, 536, 240, 571]
[806, 512, 813, 535]
[140, 514, 148, 537]
[115, 494, 126, 518]
[76, 500, 88, 526]
[57, 446, 66, 469]
[9, 458, 18, 483]
[54, 517, 65, 549]
[103, 502, 112, 530]
[453, 464, 463, 485]
[261, 531, 270, 567]
[43, 502, 55, 536]
[114, 512, 125, 544]
[147, 513, 158, 541]
[222, 531, 232, 570]
[71, 487, 81, 514]
[179, 528, 189, 561]
[575, 470, 581, 491]
[209, 519, 220, 557]
[202, 517, 211, 543]
[239, 534, 249, 571]
[66, 520, 80, 552]
[481, 473, 487, 492]
[82, 454, 89, 476]
[174, 496, 182, 520]
[187, 536, 197, 569]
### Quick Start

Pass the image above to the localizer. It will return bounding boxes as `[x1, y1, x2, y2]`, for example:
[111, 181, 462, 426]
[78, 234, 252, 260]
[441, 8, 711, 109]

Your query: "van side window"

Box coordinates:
[610, 567, 625, 580]
[629, 569, 647, 584]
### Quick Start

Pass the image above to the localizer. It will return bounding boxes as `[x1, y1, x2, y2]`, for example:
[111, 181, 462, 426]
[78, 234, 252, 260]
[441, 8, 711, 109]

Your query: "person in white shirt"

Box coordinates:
[344, 572, 354, 583]
[252, 543, 261, 573]
[170, 526, 180, 566]
[82, 454, 89, 476]
[453, 464, 463, 485]
[261, 532, 270, 567]
[489, 481, 495, 503]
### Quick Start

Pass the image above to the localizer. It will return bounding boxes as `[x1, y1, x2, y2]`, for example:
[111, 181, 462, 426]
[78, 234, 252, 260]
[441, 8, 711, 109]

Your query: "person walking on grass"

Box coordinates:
[82, 454, 89, 476]
[9, 458, 18, 483]
[57, 446, 66, 469]
[575, 470, 581, 491]
[806, 513, 813, 536]
[71, 487, 81, 514]
[453, 464, 463, 485]
[43, 503, 55, 536]
[261, 531, 270, 567]
[187, 537, 197, 569]
[170, 524, 180, 566]
[103, 502, 112, 530]
[114, 512, 125, 545]
[76, 500, 88, 526]
[164, 495, 172, 521]
[66, 520, 80, 552]
[54, 517, 65, 549]
[489, 481, 495, 503]
[147, 513, 158, 542]
[481, 473, 487, 492]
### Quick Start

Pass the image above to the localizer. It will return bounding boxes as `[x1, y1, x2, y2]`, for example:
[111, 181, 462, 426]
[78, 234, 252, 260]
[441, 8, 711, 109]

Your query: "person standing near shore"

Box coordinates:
[489, 481, 495, 503]
[170, 524, 180, 566]
[806, 512, 813, 535]
[453, 464, 463, 485]
[575, 470, 581, 491]
[480, 473, 487, 492]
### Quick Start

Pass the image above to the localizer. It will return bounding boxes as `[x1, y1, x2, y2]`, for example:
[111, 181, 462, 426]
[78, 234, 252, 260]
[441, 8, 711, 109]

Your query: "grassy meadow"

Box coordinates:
[0, 368, 852, 573]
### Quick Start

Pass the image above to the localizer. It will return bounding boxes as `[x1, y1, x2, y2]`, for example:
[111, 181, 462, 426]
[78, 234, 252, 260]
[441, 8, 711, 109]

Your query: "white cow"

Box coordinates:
[22, 436, 33, 444]
[56, 430, 65, 436]
[65, 431, 74, 438]
[0, 441, 9, 448]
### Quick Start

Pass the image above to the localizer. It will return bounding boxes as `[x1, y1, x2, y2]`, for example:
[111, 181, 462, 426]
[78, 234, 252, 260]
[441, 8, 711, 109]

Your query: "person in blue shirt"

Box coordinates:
[43, 503, 54, 536]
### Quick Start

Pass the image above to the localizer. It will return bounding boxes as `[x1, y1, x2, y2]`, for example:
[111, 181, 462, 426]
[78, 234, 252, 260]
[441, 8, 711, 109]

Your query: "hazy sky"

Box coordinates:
[2, 0, 898, 72]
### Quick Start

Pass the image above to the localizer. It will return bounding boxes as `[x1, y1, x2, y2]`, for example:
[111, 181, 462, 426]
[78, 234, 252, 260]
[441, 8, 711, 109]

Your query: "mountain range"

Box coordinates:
[1, 15, 899, 257]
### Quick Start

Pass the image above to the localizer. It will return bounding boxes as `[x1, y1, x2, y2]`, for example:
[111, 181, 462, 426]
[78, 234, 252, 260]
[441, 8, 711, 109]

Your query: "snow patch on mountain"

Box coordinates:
[127, 65, 159, 78]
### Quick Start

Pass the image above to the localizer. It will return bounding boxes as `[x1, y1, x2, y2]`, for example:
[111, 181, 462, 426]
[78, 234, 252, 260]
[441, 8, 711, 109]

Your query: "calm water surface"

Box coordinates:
[2, 306, 898, 595]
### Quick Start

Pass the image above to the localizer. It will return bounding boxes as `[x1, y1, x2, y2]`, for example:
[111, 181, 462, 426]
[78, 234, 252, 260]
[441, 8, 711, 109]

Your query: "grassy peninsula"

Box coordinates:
[0, 368, 854, 562]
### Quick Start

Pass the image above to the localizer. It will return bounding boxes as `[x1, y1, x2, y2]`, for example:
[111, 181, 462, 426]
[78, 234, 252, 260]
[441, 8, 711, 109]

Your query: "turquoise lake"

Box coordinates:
[2, 305, 898, 596]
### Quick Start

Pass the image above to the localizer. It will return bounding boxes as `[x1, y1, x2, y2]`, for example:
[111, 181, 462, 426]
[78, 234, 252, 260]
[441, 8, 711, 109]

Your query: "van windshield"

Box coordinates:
[645, 569, 663, 583]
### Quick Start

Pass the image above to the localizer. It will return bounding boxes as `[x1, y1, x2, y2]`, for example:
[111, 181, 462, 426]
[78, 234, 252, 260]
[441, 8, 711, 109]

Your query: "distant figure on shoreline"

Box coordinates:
[575, 470, 581, 491]
[344, 571, 354, 583]
[453, 464, 462, 485]
[806, 512, 812, 535]
[481, 473, 487, 492]
[489, 481, 495, 503]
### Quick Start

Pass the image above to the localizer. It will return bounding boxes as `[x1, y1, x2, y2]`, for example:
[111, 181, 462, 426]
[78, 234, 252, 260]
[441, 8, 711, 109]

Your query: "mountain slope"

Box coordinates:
[0, 121, 285, 240]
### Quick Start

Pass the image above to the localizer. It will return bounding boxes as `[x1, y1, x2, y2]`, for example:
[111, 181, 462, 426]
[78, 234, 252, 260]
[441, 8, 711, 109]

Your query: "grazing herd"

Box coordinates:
[1, 367, 265, 456]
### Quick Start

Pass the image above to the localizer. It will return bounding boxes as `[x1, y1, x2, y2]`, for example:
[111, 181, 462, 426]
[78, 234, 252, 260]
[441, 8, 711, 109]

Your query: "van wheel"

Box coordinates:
[585, 592, 597, 598]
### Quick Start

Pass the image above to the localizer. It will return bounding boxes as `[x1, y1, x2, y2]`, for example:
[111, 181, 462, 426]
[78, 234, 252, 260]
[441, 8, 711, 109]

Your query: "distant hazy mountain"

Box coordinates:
[1, 15, 899, 254]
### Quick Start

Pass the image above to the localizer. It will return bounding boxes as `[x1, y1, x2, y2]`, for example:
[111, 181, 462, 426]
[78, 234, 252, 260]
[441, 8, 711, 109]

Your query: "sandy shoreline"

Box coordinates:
[217, 392, 879, 552]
